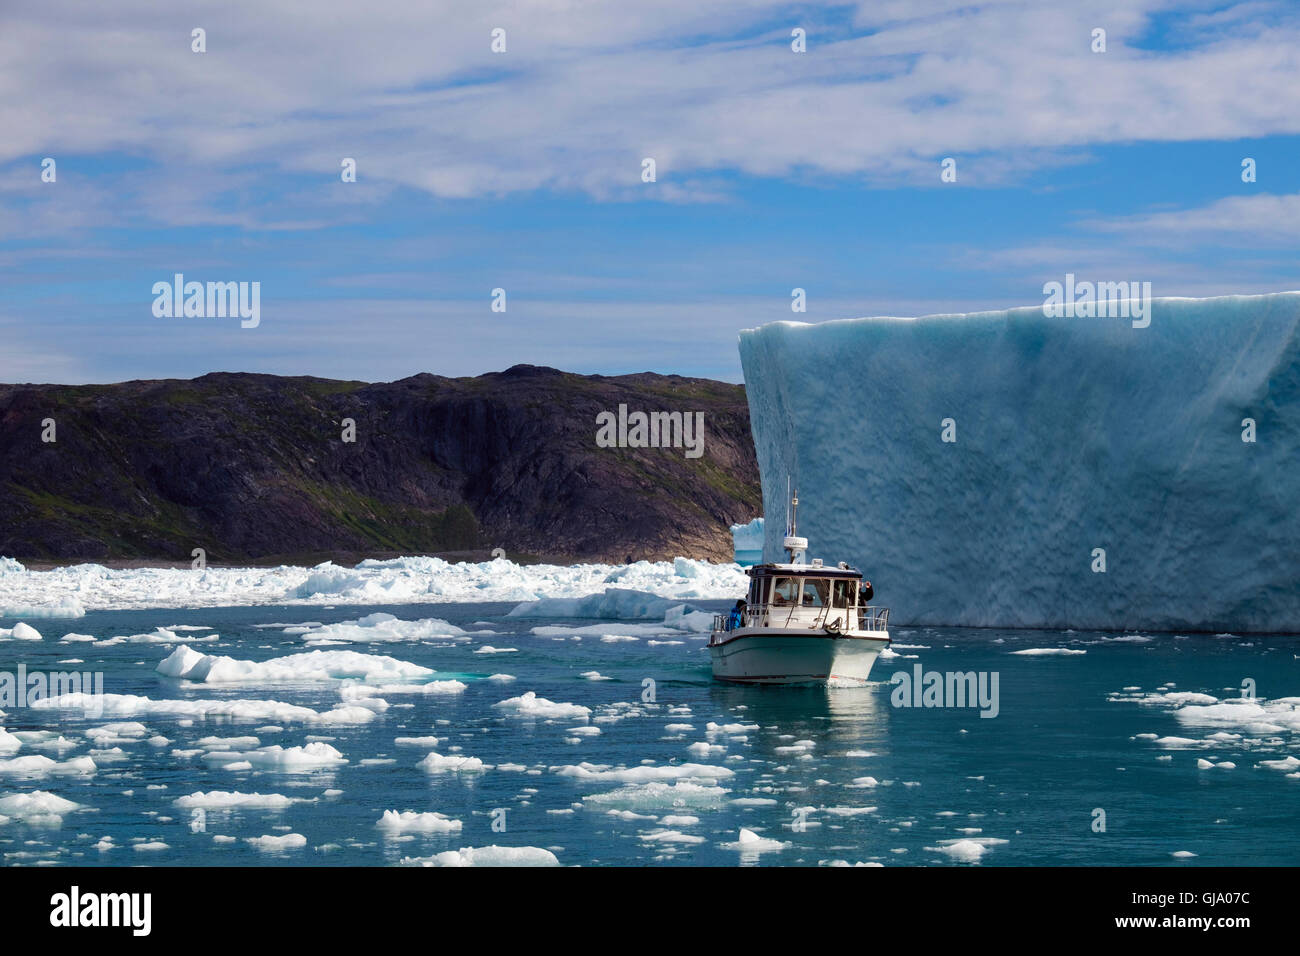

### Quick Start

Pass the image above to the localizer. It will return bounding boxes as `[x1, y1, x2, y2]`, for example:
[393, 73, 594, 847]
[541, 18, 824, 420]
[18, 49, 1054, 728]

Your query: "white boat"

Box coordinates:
[709, 489, 890, 684]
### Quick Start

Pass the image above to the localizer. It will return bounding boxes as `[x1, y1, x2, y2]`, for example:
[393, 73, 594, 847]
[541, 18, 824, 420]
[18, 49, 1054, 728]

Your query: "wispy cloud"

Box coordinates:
[7, 0, 1300, 219]
[1084, 191, 1300, 244]
[5, 1, 1300, 384]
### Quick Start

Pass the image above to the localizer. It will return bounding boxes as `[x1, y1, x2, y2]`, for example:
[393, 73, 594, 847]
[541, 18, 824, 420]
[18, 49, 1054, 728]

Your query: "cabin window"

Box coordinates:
[771, 577, 799, 606]
[832, 580, 855, 608]
[801, 578, 829, 607]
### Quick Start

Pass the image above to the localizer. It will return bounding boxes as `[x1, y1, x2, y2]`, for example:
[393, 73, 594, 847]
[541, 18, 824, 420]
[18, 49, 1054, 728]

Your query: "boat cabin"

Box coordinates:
[735, 561, 872, 631]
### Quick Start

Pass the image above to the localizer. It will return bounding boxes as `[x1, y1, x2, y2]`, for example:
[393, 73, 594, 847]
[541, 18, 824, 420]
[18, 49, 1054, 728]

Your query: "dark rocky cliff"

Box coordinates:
[0, 366, 760, 565]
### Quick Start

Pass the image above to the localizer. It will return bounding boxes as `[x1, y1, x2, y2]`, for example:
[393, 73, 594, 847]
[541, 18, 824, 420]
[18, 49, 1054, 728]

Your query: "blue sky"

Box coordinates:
[4, 0, 1300, 384]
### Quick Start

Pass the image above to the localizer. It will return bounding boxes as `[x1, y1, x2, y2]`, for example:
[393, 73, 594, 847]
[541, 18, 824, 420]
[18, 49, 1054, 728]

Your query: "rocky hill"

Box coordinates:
[0, 366, 760, 565]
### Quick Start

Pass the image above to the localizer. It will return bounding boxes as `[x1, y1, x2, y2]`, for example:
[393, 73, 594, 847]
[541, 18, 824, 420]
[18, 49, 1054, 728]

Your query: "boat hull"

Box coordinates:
[709, 629, 888, 685]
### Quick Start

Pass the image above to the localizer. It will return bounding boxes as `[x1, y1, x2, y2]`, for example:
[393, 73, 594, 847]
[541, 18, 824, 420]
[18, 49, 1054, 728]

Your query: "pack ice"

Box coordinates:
[739, 292, 1300, 631]
[0, 555, 745, 613]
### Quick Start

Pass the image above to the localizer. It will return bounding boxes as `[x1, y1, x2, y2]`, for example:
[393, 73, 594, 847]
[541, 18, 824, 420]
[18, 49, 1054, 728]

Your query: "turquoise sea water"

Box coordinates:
[1, 601, 1297, 866]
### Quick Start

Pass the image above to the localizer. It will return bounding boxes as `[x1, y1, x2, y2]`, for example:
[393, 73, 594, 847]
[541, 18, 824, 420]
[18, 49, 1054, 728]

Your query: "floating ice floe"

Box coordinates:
[417, 752, 488, 773]
[377, 810, 463, 833]
[157, 646, 437, 684]
[824, 859, 884, 867]
[554, 762, 733, 784]
[0, 790, 83, 824]
[85, 722, 149, 745]
[194, 736, 262, 751]
[1010, 648, 1086, 656]
[291, 613, 468, 646]
[660, 814, 700, 826]
[720, 828, 790, 853]
[0, 728, 21, 755]
[245, 833, 307, 851]
[1113, 688, 1300, 742]
[94, 628, 219, 647]
[581, 780, 729, 810]
[1258, 756, 1300, 773]
[821, 806, 877, 816]
[0, 754, 96, 777]
[32, 692, 380, 726]
[774, 739, 815, 755]
[930, 837, 1009, 863]
[493, 692, 591, 720]
[399, 845, 560, 867]
[686, 742, 724, 759]
[705, 722, 759, 735]
[534, 623, 666, 639]
[203, 743, 348, 771]
[640, 828, 706, 845]
[0, 622, 41, 641]
[1193, 758, 1238, 770]
[173, 791, 301, 810]
[343, 681, 466, 699]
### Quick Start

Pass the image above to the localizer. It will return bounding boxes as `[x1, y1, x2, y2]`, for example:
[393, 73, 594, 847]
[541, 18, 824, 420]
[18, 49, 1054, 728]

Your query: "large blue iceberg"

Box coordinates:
[738, 293, 1300, 632]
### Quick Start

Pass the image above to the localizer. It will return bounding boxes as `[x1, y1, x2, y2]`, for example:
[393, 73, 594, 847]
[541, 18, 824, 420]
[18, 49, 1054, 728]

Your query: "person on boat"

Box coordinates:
[727, 600, 746, 630]
[859, 581, 874, 604]
[771, 577, 796, 606]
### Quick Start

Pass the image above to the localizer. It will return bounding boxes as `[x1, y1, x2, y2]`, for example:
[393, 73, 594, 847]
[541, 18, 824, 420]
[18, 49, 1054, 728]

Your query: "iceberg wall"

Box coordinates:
[730, 518, 764, 566]
[738, 293, 1300, 632]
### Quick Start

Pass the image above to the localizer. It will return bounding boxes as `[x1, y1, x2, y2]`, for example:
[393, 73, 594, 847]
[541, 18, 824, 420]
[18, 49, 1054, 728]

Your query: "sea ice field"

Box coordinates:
[1, 557, 1297, 866]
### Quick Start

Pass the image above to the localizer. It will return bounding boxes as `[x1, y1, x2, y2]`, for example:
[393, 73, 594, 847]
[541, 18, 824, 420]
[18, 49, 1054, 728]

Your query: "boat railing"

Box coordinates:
[857, 606, 890, 631]
[744, 603, 798, 628]
[714, 604, 890, 632]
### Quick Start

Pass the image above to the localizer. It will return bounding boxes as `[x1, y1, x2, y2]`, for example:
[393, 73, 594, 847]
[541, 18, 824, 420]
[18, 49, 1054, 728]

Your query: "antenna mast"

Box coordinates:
[782, 480, 807, 564]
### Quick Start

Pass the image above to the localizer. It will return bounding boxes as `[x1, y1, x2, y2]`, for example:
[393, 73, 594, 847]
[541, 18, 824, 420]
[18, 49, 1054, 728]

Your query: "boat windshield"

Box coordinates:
[832, 579, 856, 607]
[801, 578, 829, 607]
[771, 577, 799, 606]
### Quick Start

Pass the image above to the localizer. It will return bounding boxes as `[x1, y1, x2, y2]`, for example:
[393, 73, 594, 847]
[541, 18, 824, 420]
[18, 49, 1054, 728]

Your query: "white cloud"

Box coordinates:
[5, 0, 1300, 220]
[1084, 192, 1300, 244]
